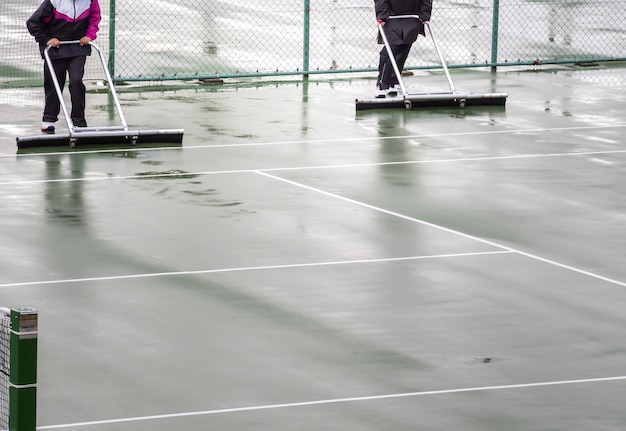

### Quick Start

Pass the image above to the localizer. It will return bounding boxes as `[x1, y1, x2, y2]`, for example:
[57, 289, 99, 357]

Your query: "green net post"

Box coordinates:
[9, 309, 38, 431]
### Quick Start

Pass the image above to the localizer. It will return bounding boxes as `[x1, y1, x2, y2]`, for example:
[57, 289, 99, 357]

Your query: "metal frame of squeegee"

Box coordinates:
[16, 41, 183, 148]
[356, 16, 508, 110]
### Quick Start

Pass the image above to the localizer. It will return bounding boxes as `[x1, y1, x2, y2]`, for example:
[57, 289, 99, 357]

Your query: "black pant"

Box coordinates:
[43, 56, 87, 127]
[377, 43, 412, 90]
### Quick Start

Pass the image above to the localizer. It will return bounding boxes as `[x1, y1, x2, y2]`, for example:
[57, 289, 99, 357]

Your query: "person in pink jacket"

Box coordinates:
[27, 0, 101, 132]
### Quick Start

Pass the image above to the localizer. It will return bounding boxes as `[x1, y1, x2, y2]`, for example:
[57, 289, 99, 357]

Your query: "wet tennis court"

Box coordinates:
[1, 62, 626, 430]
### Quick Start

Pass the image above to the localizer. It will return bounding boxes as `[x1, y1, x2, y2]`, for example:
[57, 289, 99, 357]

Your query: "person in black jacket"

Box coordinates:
[374, 0, 432, 98]
[27, 0, 102, 132]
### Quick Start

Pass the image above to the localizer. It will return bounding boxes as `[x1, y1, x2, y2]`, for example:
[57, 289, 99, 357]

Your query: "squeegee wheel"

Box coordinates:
[69, 137, 78, 148]
[404, 100, 412, 110]
[459, 99, 467, 108]
[131, 136, 138, 145]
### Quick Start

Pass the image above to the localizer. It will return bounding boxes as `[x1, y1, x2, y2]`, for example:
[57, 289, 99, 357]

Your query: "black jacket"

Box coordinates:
[375, 0, 433, 44]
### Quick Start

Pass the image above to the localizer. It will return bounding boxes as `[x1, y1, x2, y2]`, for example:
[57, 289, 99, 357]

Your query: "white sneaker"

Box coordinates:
[41, 122, 55, 133]
[375, 88, 388, 98]
[387, 85, 398, 96]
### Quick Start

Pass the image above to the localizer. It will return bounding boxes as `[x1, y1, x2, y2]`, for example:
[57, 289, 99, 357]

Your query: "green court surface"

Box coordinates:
[1, 63, 626, 430]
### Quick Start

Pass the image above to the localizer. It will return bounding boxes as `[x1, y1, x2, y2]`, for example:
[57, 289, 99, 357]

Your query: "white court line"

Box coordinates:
[264, 149, 626, 173]
[37, 375, 626, 429]
[4, 123, 626, 159]
[257, 171, 626, 288]
[1, 148, 626, 187]
[0, 251, 511, 289]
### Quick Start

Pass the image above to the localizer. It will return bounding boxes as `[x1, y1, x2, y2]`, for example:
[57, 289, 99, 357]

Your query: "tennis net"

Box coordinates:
[1, 308, 11, 431]
[0, 307, 38, 431]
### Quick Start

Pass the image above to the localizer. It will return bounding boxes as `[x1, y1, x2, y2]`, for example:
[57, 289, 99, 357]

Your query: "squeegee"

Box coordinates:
[356, 17, 508, 111]
[16, 41, 184, 149]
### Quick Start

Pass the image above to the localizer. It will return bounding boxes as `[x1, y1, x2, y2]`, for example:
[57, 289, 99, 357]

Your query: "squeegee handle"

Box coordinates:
[44, 41, 129, 133]
[387, 16, 457, 93]
[424, 22, 456, 92]
[377, 22, 408, 96]
[44, 44, 75, 132]
[387, 14, 423, 21]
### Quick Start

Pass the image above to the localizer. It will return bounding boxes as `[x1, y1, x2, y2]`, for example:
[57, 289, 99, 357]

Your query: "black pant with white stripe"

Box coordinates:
[43, 55, 87, 127]
[377, 43, 412, 90]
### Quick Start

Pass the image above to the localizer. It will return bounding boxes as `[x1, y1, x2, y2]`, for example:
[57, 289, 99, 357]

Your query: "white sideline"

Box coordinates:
[1, 148, 626, 187]
[37, 376, 626, 429]
[4, 123, 626, 159]
[0, 251, 511, 288]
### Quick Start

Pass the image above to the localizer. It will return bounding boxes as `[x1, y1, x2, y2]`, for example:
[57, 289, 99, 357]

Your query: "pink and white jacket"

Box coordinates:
[27, 0, 102, 59]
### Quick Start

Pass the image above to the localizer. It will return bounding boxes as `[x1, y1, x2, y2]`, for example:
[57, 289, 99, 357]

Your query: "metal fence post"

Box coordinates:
[108, 0, 116, 79]
[303, 0, 311, 77]
[490, 0, 500, 70]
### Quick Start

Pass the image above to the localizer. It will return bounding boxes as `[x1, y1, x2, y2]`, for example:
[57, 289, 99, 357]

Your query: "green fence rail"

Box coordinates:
[1, 0, 625, 87]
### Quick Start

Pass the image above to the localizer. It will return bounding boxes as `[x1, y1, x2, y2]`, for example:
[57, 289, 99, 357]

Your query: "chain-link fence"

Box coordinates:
[1, 0, 625, 87]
